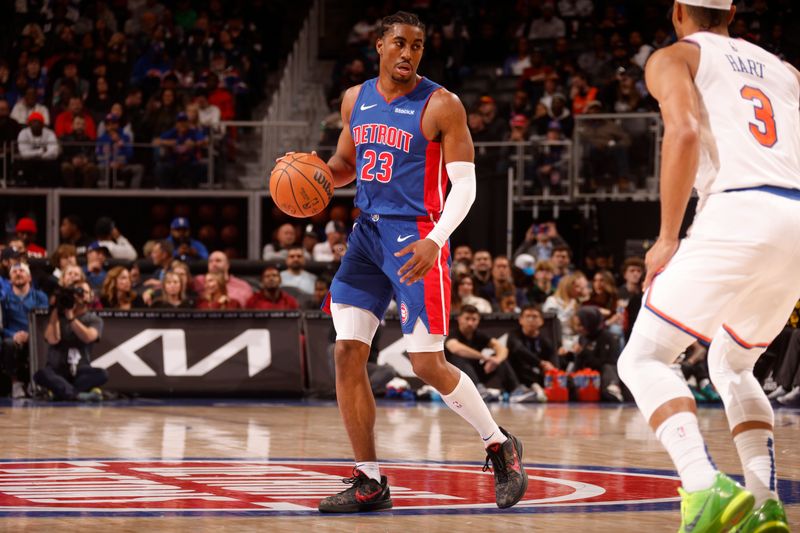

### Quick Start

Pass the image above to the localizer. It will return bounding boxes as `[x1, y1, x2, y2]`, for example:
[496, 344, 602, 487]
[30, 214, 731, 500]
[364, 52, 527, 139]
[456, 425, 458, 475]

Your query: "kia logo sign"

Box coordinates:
[91, 329, 272, 377]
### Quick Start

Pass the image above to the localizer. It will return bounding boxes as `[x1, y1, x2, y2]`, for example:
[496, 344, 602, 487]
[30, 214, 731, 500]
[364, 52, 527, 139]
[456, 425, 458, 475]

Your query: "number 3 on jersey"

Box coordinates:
[360, 150, 394, 183]
[740, 86, 777, 148]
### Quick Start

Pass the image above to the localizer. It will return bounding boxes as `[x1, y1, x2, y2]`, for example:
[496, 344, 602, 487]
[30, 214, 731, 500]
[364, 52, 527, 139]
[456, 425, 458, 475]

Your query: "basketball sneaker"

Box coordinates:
[318, 469, 392, 513]
[483, 427, 528, 508]
[730, 499, 789, 533]
[677, 473, 754, 533]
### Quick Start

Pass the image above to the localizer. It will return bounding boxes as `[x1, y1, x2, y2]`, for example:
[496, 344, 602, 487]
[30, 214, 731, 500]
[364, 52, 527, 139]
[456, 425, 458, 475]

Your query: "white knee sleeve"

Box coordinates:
[330, 303, 380, 345]
[708, 328, 773, 430]
[617, 330, 694, 421]
[404, 318, 444, 353]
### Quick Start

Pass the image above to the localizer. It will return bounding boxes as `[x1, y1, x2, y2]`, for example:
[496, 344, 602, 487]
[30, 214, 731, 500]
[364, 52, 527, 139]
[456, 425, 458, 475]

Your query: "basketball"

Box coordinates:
[270, 152, 334, 218]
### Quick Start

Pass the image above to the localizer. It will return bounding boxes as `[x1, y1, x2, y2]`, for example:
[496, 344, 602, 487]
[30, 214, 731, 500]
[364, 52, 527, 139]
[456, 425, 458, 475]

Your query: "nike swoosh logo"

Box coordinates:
[355, 487, 382, 502]
[684, 497, 710, 532]
[397, 234, 415, 243]
[360, 103, 377, 111]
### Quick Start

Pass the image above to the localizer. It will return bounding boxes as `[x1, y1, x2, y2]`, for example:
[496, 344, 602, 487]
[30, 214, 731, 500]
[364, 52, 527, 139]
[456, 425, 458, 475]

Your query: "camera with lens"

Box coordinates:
[54, 285, 85, 313]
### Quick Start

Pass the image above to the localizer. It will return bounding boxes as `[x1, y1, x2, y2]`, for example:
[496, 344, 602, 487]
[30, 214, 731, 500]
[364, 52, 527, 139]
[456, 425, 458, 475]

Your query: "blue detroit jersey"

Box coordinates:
[350, 77, 449, 218]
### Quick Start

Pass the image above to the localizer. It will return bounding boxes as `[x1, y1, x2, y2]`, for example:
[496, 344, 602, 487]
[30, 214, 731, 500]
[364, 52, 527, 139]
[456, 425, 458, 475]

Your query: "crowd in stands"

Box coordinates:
[1, 0, 278, 188]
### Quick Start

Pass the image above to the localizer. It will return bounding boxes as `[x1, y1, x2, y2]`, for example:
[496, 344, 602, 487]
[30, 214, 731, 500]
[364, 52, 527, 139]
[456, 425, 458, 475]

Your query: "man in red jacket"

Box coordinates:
[245, 266, 299, 310]
[54, 97, 97, 139]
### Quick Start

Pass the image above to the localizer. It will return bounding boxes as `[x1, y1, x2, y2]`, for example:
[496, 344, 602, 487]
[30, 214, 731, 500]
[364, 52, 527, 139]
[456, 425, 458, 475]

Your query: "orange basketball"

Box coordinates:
[270, 153, 334, 218]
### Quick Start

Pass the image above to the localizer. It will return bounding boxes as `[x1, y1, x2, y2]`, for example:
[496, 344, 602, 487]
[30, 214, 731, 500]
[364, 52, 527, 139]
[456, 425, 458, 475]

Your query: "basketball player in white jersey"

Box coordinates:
[616, 1, 799, 531]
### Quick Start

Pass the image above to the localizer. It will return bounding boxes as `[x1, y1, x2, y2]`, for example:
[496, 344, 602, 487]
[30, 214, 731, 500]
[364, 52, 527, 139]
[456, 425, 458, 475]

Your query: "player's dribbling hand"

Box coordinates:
[643, 237, 679, 291]
[395, 238, 439, 285]
[275, 150, 317, 163]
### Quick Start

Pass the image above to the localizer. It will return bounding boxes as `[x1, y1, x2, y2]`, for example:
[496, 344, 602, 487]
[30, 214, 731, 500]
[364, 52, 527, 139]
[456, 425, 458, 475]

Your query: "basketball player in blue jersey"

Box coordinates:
[314, 11, 528, 513]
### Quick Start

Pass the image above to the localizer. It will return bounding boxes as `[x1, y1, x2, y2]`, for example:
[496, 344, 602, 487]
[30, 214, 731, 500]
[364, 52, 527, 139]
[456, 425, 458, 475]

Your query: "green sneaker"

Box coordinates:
[730, 499, 790, 533]
[678, 473, 755, 533]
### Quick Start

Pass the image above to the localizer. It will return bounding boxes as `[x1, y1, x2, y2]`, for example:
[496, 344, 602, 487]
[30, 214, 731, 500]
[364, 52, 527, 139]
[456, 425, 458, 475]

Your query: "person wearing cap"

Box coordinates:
[155, 111, 207, 188]
[14, 110, 58, 186]
[83, 242, 110, 290]
[96, 113, 143, 188]
[94, 216, 137, 261]
[14, 217, 46, 259]
[312, 220, 347, 263]
[1, 261, 47, 398]
[10, 86, 49, 127]
[59, 115, 99, 188]
[167, 217, 209, 261]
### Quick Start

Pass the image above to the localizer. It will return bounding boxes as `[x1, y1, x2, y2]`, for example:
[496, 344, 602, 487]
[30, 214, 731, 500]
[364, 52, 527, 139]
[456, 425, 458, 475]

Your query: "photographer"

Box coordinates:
[34, 280, 107, 401]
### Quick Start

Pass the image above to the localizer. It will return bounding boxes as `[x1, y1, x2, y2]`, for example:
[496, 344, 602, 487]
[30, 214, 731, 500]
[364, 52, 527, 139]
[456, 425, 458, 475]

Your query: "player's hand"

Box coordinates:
[275, 150, 317, 163]
[643, 237, 679, 291]
[395, 238, 439, 285]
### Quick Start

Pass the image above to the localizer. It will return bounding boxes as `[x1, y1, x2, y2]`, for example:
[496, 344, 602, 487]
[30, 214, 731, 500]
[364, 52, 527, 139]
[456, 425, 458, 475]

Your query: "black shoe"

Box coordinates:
[318, 469, 393, 513]
[483, 427, 528, 509]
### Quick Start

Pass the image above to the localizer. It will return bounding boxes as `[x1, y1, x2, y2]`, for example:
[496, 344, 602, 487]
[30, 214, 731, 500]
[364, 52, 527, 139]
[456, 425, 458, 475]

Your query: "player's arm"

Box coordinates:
[326, 86, 360, 188]
[642, 43, 701, 289]
[396, 91, 476, 285]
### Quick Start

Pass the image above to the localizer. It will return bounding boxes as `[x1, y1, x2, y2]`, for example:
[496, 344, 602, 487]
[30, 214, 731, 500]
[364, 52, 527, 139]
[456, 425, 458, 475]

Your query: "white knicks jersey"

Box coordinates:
[683, 31, 800, 197]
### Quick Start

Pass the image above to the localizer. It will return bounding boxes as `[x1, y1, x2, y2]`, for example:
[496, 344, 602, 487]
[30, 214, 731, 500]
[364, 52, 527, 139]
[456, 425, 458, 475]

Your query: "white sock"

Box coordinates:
[355, 461, 381, 483]
[441, 371, 507, 448]
[655, 412, 717, 492]
[733, 429, 778, 507]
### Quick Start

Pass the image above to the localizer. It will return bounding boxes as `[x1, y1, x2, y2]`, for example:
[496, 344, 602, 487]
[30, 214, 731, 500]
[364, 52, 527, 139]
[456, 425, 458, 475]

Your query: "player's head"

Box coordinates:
[377, 11, 425, 84]
[673, 1, 735, 39]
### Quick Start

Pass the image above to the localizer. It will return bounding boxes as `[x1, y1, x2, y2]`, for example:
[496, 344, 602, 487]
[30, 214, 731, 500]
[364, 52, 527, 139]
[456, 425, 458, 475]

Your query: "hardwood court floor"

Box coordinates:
[1, 400, 798, 532]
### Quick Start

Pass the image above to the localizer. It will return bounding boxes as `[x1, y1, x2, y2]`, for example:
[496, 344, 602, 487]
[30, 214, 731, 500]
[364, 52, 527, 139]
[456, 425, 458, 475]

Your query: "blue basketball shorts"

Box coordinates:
[323, 213, 451, 335]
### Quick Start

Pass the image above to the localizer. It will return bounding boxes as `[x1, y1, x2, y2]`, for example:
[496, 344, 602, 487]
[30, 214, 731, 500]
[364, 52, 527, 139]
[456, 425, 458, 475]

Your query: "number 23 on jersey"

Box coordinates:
[360, 149, 395, 183]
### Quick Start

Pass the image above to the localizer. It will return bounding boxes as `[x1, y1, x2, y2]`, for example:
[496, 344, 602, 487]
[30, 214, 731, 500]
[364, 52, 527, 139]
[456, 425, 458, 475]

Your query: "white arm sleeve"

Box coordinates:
[425, 161, 476, 248]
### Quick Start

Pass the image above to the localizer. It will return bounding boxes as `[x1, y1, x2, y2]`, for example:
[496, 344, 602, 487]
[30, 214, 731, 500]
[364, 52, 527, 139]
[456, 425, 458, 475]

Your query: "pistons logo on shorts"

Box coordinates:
[400, 302, 409, 325]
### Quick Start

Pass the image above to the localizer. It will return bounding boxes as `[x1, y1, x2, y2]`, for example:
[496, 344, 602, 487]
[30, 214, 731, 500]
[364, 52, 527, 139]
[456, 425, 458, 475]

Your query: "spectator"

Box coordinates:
[196, 271, 241, 310]
[313, 221, 347, 263]
[194, 89, 222, 135]
[85, 77, 113, 123]
[527, 259, 556, 305]
[144, 239, 174, 290]
[1, 263, 48, 398]
[15, 112, 59, 187]
[509, 90, 535, 124]
[301, 224, 320, 259]
[193, 251, 253, 307]
[281, 246, 317, 295]
[506, 304, 556, 394]
[168, 260, 197, 302]
[263, 223, 302, 261]
[471, 249, 493, 294]
[167, 217, 209, 261]
[506, 113, 531, 142]
[83, 242, 109, 290]
[617, 256, 645, 300]
[539, 74, 563, 114]
[54, 96, 97, 140]
[36, 279, 107, 401]
[59, 215, 91, 256]
[445, 305, 538, 403]
[477, 95, 507, 140]
[536, 121, 570, 190]
[586, 270, 625, 343]
[0, 247, 20, 296]
[59, 115, 99, 188]
[14, 218, 46, 259]
[550, 244, 574, 287]
[38, 244, 78, 296]
[543, 271, 588, 360]
[96, 113, 143, 188]
[629, 30, 654, 70]
[514, 223, 553, 261]
[578, 34, 611, 81]
[453, 245, 473, 267]
[503, 37, 533, 76]
[304, 278, 331, 311]
[528, 3, 566, 41]
[155, 112, 206, 188]
[480, 256, 528, 310]
[94, 217, 138, 261]
[206, 73, 235, 122]
[573, 305, 624, 402]
[569, 71, 599, 116]
[52, 61, 89, 104]
[150, 271, 194, 309]
[0, 100, 20, 147]
[579, 100, 632, 190]
[246, 266, 300, 310]
[100, 267, 144, 310]
[59, 264, 87, 289]
[11, 87, 50, 126]
[499, 290, 521, 314]
[452, 274, 493, 315]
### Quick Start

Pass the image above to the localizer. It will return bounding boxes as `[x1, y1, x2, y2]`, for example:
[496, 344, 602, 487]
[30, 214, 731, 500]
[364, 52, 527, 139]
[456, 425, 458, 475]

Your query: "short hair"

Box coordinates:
[621, 256, 645, 273]
[552, 244, 572, 257]
[378, 11, 426, 38]
[156, 239, 174, 256]
[459, 304, 480, 316]
[519, 304, 542, 316]
[63, 214, 82, 228]
[287, 245, 305, 253]
[262, 265, 280, 275]
[535, 259, 554, 272]
[682, 4, 730, 29]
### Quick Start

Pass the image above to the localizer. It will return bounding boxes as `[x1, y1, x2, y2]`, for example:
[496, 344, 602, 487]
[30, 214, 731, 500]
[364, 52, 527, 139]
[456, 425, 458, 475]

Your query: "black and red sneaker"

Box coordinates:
[483, 427, 528, 508]
[318, 469, 393, 513]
